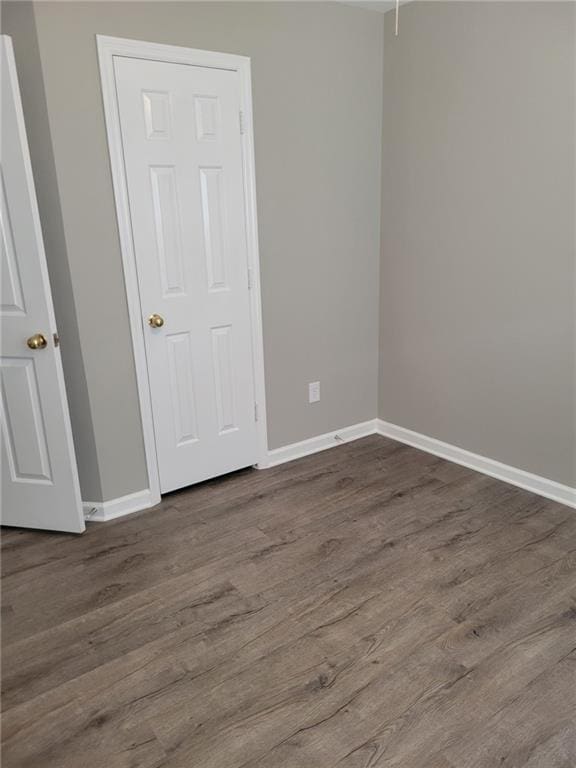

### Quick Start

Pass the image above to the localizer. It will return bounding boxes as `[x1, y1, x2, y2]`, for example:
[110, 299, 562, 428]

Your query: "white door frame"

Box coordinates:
[97, 35, 268, 507]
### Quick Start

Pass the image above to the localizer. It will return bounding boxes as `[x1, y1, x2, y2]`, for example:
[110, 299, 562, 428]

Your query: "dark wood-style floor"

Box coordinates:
[2, 435, 575, 768]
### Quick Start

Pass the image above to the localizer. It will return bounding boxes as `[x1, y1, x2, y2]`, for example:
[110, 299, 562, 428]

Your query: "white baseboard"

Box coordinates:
[265, 419, 378, 468]
[83, 488, 157, 522]
[83, 420, 575, 521]
[376, 419, 576, 510]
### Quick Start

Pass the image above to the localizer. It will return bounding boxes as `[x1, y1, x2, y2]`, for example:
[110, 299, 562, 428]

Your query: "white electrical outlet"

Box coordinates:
[308, 381, 320, 403]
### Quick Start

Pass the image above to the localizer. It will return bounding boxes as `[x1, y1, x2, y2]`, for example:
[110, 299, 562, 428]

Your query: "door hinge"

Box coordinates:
[247, 267, 253, 290]
[239, 110, 245, 135]
[254, 403, 259, 422]
[53, 332, 60, 347]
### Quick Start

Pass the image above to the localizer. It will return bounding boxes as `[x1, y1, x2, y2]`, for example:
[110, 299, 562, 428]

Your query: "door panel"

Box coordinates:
[1, 357, 52, 483]
[114, 57, 257, 493]
[166, 331, 199, 446]
[200, 166, 229, 291]
[211, 325, 237, 434]
[1, 178, 26, 315]
[149, 165, 186, 296]
[0, 36, 84, 532]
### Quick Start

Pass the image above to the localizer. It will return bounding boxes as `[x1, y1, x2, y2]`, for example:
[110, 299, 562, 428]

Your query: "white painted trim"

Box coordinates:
[96, 35, 268, 501]
[83, 489, 155, 522]
[376, 420, 576, 510]
[265, 420, 378, 468]
[239, 58, 270, 470]
[83, 418, 575, 522]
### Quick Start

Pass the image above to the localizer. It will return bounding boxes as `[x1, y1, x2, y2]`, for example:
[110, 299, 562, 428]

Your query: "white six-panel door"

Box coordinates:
[113, 56, 258, 493]
[0, 36, 84, 532]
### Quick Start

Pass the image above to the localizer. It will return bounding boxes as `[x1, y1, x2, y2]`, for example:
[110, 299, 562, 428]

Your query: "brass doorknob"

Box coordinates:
[148, 313, 164, 328]
[27, 333, 48, 350]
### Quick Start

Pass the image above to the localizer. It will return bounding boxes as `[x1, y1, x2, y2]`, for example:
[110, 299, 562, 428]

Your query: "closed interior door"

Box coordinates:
[0, 36, 84, 532]
[114, 56, 257, 493]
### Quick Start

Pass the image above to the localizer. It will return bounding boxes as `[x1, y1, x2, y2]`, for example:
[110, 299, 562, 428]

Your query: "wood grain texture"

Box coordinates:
[2, 435, 575, 768]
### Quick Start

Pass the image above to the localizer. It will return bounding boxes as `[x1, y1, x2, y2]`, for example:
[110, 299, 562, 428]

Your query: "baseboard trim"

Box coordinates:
[265, 419, 378, 468]
[83, 488, 156, 522]
[376, 419, 576, 509]
[83, 420, 575, 520]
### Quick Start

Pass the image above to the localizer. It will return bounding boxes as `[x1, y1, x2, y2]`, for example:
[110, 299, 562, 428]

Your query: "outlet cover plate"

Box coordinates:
[309, 381, 320, 403]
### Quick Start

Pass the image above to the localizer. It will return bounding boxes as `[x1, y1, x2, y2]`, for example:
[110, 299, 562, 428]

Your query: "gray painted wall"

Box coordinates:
[3, 2, 383, 502]
[380, 2, 575, 486]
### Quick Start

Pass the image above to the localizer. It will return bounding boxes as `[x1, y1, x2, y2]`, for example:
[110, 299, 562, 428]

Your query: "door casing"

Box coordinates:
[97, 35, 269, 508]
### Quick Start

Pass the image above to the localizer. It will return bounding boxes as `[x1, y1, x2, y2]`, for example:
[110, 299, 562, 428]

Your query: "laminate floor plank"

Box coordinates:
[2, 435, 574, 768]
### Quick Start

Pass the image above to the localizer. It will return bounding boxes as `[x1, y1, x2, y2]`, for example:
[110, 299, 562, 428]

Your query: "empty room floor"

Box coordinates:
[2, 435, 575, 768]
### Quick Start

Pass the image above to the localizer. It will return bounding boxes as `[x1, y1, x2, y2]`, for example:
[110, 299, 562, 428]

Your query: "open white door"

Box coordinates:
[0, 36, 84, 533]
